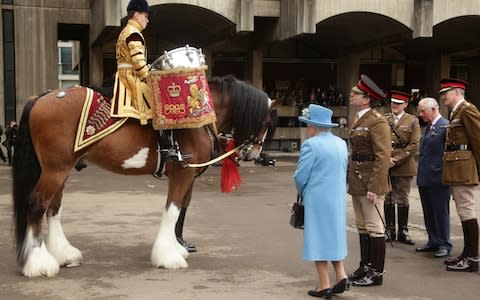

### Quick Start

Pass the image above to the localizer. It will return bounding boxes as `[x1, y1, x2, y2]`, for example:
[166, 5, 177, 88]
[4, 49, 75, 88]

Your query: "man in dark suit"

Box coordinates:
[416, 98, 452, 258]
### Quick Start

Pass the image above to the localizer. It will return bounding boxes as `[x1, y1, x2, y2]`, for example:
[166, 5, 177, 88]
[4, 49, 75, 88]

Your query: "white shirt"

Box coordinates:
[393, 111, 404, 124]
[430, 114, 441, 130]
[357, 108, 371, 120]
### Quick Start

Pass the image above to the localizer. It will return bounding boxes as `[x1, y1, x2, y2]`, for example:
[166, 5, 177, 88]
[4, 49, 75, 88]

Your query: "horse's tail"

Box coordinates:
[12, 99, 41, 256]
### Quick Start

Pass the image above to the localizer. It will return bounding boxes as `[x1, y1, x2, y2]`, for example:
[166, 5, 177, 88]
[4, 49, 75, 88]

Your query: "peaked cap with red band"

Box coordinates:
[355, 74, 386, 101]
[439, 78, 468, 93]
[390, 90, 411, 104]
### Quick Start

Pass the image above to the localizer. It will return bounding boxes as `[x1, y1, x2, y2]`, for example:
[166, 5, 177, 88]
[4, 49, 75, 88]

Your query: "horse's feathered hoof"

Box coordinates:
[22, 243, 60, 277]
[47, 242, 83, 268]
[151, 250, 188, 269]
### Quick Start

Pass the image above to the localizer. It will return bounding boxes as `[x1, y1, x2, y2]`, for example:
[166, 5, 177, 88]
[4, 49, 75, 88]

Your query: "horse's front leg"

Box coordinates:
[151, 173, 193, 269]
[46, 184, 82, 268]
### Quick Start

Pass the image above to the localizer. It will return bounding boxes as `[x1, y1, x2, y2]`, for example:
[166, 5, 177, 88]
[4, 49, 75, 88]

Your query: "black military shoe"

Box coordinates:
[348, 265, 366, 281]
[352, 266, 383, 287]
[444, 256, 463, 266]
[397, 230, 415, 245]
[446, 257, 479, 272]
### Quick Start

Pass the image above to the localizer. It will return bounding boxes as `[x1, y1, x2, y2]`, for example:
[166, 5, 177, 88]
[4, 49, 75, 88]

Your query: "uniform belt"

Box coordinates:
[445, 144, 471, 151]
[351, 153, 374, 161]
[117, 63, 133, 69]
[392, 142, 407, 148]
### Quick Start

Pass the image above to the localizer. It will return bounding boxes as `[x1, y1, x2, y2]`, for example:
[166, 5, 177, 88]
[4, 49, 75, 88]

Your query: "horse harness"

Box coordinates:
[153, 123, 269, 179]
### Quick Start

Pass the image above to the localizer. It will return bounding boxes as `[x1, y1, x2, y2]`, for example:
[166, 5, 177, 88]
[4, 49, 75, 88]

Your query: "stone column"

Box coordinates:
[89, 45, 104, 86]
[204, 48, 213, 78]
[337, 52, 361, 125]
[424, 54, 449, 115]
[467, 57, 480, 108]
[244, 48, 263, 89]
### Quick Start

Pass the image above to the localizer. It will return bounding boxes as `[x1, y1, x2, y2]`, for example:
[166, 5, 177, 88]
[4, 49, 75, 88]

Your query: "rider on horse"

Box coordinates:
[111, 0, 153, 125]
[111, 0, 197, 253]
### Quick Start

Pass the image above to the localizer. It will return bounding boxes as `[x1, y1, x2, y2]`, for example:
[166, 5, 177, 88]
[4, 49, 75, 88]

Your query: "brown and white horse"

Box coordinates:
[12, 75, 276, 277]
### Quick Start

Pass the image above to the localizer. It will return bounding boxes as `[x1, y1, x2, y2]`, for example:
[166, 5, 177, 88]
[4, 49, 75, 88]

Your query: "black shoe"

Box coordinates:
[416, 244, 437, 252]
[397, 231, 415, 245]
[332, 278, 350, 294]
[307, 288, 332, 299]
[177, 237, 197, 253]
[351, 271, 383, 287]
[348, 265, 366, 281]
[444, 256, 463, 266]
[446, 257, 479, 272]
[434, 248, 451, 258]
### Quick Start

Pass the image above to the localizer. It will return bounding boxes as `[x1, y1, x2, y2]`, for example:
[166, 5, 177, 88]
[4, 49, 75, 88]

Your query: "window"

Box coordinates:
[58, 41, 79, 87]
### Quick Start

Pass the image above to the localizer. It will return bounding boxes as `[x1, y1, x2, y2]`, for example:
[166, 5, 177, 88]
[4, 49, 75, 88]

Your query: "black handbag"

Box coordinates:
[290, 194, 304, 229]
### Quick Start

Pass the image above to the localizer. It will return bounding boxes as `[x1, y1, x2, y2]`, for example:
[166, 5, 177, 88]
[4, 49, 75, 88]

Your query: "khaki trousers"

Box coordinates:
[451, 185, 477, 221]
[352, 194, 385, 237]
[385, 176, 412, 207]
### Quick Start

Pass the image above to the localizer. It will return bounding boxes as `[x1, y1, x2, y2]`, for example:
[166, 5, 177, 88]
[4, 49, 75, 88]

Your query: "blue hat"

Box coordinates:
[127, 0, 153, 14]
[298, 104, 338, 128]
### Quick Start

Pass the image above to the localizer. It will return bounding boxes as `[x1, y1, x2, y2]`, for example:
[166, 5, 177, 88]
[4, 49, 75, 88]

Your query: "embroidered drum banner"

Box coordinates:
[149, 66, 216, 130]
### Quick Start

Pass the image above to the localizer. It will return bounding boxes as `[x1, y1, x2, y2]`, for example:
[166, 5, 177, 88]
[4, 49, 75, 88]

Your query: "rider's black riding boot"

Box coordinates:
[175, 207, 197, 253]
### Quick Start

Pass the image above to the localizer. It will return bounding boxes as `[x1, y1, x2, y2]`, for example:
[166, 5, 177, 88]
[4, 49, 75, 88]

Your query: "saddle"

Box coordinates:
[74, 88, 127, 152]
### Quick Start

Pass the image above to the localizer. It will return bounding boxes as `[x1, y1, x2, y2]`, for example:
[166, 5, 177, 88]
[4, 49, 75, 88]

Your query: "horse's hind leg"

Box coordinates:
[21, 171, 69, 277]
[46, 181, 83, 267]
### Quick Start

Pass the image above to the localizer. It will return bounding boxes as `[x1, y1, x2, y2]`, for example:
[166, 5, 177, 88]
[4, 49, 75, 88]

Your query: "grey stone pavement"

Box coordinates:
[0, 156, 479, 300]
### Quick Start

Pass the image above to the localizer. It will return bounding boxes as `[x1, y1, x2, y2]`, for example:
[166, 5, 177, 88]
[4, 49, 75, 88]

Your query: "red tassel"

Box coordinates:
[221, 139, 242, 192]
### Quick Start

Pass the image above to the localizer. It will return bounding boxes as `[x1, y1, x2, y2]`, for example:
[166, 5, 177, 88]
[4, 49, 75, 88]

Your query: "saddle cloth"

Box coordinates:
[74, 88, 128, 152]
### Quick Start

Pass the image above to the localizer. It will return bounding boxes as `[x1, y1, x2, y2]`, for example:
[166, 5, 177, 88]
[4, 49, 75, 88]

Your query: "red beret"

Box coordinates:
[439, 78, 468, 93]
[390, 90, 411, 104]
[356, 74, 386, 101]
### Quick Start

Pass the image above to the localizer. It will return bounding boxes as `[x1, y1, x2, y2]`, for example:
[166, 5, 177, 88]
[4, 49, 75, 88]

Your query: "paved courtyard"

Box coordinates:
[0, 158, 479, 299]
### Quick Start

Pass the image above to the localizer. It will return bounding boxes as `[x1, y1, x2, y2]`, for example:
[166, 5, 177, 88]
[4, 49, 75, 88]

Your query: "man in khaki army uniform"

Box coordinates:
[384, 91, 420, 245]
[111, 0, 153, 125]
[440, 78, 480, 272]
[348, 75, 392, 287]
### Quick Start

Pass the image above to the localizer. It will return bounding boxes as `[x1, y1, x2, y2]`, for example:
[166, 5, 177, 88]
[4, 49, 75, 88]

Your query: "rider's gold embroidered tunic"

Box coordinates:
[111, 19, 153, 125]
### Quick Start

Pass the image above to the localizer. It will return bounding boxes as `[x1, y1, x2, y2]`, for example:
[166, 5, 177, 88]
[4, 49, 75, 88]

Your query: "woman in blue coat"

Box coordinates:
[294, 104, 349, 298]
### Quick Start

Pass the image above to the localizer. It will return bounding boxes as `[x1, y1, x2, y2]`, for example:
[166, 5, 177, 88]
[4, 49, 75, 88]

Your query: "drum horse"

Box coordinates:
[12, 74, 277, 277]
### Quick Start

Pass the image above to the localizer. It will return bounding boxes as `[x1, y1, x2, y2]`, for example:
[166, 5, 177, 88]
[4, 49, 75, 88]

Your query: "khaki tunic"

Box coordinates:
[111, 19, 153, 125]
[443, 101, 480, 185]
[385, 113, 420, 177]
[348, 109, 392, 195]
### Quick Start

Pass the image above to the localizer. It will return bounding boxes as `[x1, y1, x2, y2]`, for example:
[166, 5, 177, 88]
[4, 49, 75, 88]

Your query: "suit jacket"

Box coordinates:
[348, 109, 392, 195]
[385, 112, 420, 176]
[443, 101, 480, 185]
[417, 116, 449, 187]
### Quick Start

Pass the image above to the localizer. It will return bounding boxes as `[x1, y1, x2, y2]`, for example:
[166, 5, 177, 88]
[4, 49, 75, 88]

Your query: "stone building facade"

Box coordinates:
[1, 0, 480, 135]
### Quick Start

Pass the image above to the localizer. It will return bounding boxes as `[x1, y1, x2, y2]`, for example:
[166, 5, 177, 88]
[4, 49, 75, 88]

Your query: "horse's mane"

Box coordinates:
[209, 75, 273, 147]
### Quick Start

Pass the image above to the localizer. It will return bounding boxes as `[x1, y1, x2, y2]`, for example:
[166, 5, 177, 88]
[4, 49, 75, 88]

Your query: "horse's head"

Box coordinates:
[209, 75, 278, 161]
[238, 98, 278, 161]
